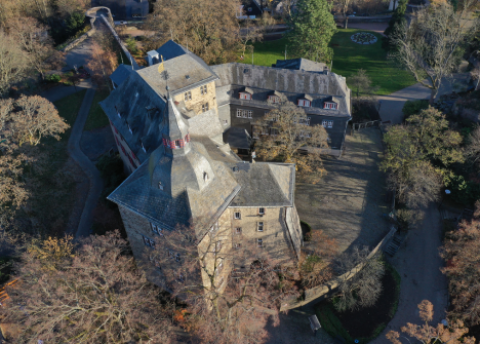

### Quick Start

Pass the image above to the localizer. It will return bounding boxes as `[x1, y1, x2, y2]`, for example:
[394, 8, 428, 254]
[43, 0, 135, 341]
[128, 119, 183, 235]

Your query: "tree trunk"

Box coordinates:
[345, 16, 349, 29]
[429, 89, 436, 105]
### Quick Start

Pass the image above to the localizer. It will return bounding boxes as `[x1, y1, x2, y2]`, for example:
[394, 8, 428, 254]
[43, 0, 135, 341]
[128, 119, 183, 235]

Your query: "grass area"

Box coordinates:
[241, 29, 417, 95]
[54, 90, 87, 137]
[85, 89, 111, 131]
[316, 260, 401, 344]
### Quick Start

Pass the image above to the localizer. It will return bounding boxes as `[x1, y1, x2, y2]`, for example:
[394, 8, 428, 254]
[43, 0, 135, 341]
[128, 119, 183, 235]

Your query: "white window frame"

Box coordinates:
[247, 110, 252, 118]
[268, 95, 280, 103]
[257, 222, 264, 232]
[234, 212, 241, 220]
[298, 99, 311, 108]
[236, 109, 242, 118]
[324, 102, 337, 110]
[151, 223, 163, 235]
[322, 120, 334, 129]
[239, 92, 251, 100]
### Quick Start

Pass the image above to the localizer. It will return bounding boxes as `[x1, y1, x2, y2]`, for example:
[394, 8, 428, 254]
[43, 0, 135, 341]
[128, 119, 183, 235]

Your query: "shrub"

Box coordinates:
[45, 74, 61, 83]
[125, 37, 138, 54]
[402, 100, 429, 121]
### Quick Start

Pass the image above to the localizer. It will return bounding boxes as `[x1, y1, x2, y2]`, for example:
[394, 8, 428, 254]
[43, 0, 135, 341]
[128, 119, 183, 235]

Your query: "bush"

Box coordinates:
[125, 37, 138, 54]
[45, 74, 61, 83]
[402, 100, 429, 121]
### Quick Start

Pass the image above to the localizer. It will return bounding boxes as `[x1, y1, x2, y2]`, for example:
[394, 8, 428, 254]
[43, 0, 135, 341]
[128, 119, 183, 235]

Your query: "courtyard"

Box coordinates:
[295, 127, 391, 253]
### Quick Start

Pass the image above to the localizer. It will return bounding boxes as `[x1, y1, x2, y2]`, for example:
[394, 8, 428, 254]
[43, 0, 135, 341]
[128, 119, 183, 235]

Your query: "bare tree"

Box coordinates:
[465, 125, 480, 169]
[237, 19, 263, 61]
[0, 30, 27, 97]
[15, 95, 69, 146]
[386, 300, 475, 344]
[441, 218, 480, 326]
[1, 231, 174, 344]
[391, 2, 479, 104]
[348, 68, 374, 98]
[11, 17, 57, 81]
[333, 246, 385, 312]
[145, 220, 300, 343]
[471, 67, 480, 91]
[86, 41, 118, 91]
[255, 96, 329, 184]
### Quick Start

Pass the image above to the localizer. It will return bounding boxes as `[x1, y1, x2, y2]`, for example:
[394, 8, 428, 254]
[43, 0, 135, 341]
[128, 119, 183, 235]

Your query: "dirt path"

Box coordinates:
[370, 203, 448, 343]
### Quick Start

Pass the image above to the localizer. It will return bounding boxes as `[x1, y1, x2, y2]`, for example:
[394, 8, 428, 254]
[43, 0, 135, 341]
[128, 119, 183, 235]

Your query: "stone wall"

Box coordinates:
[173, 81, 217, 116]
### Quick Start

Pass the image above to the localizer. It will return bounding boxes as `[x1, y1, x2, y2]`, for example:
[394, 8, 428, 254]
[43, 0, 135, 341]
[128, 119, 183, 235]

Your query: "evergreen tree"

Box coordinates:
[287, 0, 336, 64]
[382, 0, 408, 50]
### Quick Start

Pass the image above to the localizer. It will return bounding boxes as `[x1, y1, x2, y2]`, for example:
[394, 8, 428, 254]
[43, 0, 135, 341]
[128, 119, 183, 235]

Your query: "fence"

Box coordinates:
[352, 120, 382, 132]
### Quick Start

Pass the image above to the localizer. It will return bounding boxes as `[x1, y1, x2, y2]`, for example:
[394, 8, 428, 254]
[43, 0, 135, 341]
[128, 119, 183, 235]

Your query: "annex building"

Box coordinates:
[101, 40, 351, 292]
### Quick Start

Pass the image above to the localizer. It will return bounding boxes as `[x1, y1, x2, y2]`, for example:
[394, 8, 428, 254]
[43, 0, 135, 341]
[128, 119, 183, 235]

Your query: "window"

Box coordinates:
[184, 91, 192, 101]
[299, 117, 311, 126]
[141, 142, 147, 153]
[117, 112, 121, 118]
[175, 140, 181, 148]
[200, 85, 207, 95]
[324, 102, 337, 110]
[234, 212, 241, 220]
[223, 119, 228, 125]
[236, 109, 252, 118]
[143, 236, 155, 248]
[322, 120, 334, 129]
[235, 243, 242, 250]
[298, 99, 311, 108]
[158, 181, 163, 190]
[247, 110, 252, 118]
[268, 95, 280, 103]
[203, 172, 209, 182]
[259, 208, 265, 215]
[235, 227, 242, 235]
[205, 103, 209, 111]
[257, 239, 263, 248]
[239, 92, 251, 100]
[128, 125, 132, 134]
[257, 222, 264, 232]
[270, 128, 278, 136]
[202, 103, 209, 112]
[152, 223, 163, 235]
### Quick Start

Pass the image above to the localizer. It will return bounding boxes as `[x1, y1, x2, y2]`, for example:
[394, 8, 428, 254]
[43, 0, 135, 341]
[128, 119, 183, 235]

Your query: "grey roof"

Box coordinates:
[108, 138, 241, 234]
[274, 58, 328, 73]
[211, 63, 351, 117]
[110, 64, 133, 87]
[230, 162, 295, 207]
[224, 127, 252, 149]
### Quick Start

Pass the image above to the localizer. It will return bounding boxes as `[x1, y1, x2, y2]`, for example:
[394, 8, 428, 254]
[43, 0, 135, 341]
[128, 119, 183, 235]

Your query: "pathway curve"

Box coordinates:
[66, 86, 104, 239]
[370, 204, 448, 343]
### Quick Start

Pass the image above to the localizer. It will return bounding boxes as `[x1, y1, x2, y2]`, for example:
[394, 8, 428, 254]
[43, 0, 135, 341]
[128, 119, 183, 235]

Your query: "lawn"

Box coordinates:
[241, 29, 417, 95]
[85, 89, 111, 131]
[54, 90, 87, 135]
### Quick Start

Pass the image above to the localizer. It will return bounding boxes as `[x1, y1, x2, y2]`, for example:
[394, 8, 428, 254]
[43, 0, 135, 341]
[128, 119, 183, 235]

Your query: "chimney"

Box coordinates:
[323, 66, 329, 75]
[147, 50, 160, 66]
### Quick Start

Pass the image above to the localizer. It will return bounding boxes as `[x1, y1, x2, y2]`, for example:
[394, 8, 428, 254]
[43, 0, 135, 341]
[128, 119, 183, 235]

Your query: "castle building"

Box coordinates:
[101, 40, 351, 292]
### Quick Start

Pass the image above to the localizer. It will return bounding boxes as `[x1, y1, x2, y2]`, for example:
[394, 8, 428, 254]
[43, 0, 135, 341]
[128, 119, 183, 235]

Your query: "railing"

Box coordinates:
[352, 120, 382, 132]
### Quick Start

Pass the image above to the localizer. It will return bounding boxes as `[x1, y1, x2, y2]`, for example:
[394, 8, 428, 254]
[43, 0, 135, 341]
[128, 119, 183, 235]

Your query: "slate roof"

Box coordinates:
[230, 162, 295, 207]
[211, 63, 351, 118]
[110, 64, 133, 88]
[274, 58, 328, 73]
[223, 127, 252, 149]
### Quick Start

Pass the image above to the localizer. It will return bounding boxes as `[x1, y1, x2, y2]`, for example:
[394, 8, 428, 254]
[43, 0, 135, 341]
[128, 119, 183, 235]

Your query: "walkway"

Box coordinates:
[40, 80, 91, 103]
[66, 86, 104, 239]
[370, 204, 448, 343]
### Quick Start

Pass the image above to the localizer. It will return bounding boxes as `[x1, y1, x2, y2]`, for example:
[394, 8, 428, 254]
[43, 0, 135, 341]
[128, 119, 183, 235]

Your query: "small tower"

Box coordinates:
[161, 87, 191, 156]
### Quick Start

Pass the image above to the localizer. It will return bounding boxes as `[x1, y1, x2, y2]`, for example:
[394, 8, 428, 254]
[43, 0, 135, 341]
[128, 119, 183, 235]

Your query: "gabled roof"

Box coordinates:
[223, 127, 252, 150]
[110, 64, 133, 88]
[274, 58, 328, 73]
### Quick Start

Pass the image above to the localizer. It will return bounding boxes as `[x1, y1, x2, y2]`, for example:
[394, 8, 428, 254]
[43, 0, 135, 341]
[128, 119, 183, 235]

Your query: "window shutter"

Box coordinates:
[179, 139, 185, 148]
[170, 141, 176, 149]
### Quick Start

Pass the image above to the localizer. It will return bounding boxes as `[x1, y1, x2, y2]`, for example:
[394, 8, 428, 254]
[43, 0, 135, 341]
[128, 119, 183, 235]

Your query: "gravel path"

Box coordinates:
[67, 87, 104, 239]
[370, 203, 448, 343]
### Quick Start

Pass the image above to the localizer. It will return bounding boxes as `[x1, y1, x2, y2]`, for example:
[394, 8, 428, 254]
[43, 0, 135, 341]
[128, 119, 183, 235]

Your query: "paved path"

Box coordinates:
[39, 80, 91, 103]
[67, 86, 104, 239]
[371, 203, 448, 343]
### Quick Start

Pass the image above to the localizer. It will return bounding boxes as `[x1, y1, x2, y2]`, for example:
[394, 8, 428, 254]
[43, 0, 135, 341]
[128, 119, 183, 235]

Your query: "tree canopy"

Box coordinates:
[287, 0, 337, 64]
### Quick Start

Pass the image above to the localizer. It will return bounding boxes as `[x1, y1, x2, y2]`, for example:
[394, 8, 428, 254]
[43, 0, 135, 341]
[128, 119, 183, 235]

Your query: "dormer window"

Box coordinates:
[239, 92, 251, 100]
[324, 102, 337, 110]
[298, 99, 311, 108]
[174, 140, 181, 148]
[203, 172, 209, 182]
[128, 125, 133, 134]
[117, 112, 121, 118]
[268, 95, 280, 104]
[141, 142, 147, 153]
[158, 181, 163, 190]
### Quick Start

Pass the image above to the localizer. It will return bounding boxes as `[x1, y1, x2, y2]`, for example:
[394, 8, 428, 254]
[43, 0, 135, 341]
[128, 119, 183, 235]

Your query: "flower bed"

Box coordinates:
[351, 32, 378, 45]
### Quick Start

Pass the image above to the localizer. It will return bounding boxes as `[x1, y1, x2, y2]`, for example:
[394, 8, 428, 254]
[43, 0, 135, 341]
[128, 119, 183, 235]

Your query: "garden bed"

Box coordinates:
[316, 262, 400, 344]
